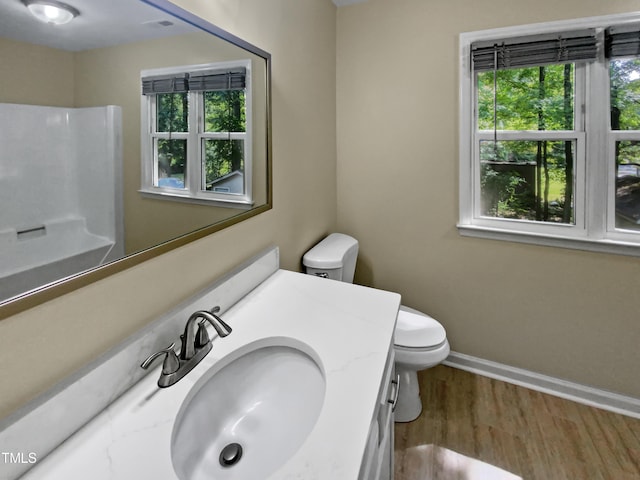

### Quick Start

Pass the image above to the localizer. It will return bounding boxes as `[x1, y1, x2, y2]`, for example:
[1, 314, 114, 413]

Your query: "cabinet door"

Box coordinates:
[358, 347, 398, 480]
[377, 364, 397, 480]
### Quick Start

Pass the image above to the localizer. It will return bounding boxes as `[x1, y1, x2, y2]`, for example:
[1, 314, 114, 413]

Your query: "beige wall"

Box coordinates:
[3, 33, 269, 256]
[337, 0, 640, 398]
[0, 37, 74, 106]
[5, 0, 639, 426]
[74, 32, 268, 253]
[0, 0, 337, 421]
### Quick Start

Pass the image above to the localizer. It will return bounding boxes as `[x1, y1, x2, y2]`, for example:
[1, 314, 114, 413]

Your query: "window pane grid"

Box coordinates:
[477, 139, 577, 224]
[203, 91, 246, 133]
[610, 58, 640, 131]
[609, 56, 640, 235]
[154, 138, 187, 189]
[153, 93, 189, 134]
[476, 64, 575, 132]
[460, 14, 640, 255]
[201, 138, 245, 194]
[474, 62, 581, 229]
[141, 61, 252, 205]
[147, 84, 247, 198]
[609, 132, 640, 232]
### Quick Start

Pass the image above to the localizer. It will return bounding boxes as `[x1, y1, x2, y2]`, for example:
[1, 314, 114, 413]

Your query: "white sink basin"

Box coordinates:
[171, 344, 326, 480]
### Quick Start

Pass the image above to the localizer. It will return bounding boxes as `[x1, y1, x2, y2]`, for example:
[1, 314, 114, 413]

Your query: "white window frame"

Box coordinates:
[459, 12, 640, 257]
[140, 60, 253, 209]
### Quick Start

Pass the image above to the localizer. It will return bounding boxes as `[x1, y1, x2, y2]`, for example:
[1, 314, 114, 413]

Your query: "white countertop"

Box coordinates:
[21, 269, 400, 480]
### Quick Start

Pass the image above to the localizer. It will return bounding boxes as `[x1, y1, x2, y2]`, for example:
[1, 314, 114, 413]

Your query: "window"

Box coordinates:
[140, 60, 252, 207]
[459, 13, 640, 256]
[609, 26, 640, 232]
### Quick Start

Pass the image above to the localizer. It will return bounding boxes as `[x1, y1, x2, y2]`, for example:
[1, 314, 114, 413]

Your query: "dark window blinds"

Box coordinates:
[141, 73, 188, 95]
[471, 29, 598, 71]
[142, 68, 246, 95]
[606, 24, 640, 58]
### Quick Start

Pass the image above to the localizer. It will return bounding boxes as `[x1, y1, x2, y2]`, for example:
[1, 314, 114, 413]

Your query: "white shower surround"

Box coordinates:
[0, 103, 123, 302]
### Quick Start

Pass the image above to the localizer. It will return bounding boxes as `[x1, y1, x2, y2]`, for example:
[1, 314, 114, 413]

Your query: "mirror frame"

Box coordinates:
[0, 0, 272, 320]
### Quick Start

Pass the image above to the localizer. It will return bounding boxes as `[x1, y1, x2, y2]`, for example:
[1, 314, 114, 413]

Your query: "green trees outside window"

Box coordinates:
[153, 90, 247, 193]
[476, 59, 640, 229]
[461, 17, 640, 254]
[141, 61, 252, 204]
[477, 64, 575, 224]
[611, 58, 640, 229]
[156, 92, 188, 185]
[611, 59, 640, 131]
[203, 91, 246, 190]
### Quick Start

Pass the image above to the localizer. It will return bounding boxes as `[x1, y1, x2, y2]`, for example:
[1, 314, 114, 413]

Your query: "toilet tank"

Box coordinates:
[302, 233, 359, 283]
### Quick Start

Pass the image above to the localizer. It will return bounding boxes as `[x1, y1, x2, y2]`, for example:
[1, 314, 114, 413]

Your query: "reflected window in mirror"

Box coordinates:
[0, 0, 272, 318]
[140, 60, 253, 208]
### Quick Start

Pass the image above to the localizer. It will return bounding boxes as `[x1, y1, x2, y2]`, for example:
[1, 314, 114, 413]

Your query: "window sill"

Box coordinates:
[139, 189, 253, 210]
[457, 223, 640, 257]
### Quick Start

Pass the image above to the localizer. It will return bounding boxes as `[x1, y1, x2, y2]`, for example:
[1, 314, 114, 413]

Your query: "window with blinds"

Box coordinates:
[471, 30, 598, 71]
[141, 68, 246, 95]
[469, 30, 597, 227]
[458, 13, 640, 256]
[139, 61, 253, 206]
[605, 24, 640, 231]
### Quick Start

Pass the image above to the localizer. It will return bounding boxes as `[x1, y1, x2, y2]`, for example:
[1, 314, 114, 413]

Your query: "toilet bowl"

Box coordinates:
[394, 305, 450, 422]
[302, 233, 450, 423]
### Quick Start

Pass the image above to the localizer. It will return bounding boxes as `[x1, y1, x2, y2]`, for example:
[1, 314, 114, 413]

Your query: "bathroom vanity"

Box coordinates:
[1, 247, 400, 480]
[360, 346, 398, 480]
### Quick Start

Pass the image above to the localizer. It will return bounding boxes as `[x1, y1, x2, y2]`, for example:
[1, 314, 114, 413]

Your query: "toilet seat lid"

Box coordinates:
[395, 308, 447, 348]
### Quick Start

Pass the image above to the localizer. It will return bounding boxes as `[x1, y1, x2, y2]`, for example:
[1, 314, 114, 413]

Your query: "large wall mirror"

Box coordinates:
[0, 0, 272, 319]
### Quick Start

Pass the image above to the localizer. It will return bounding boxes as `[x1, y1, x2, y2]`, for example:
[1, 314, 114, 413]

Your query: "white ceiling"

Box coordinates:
[0, 0, 369, 52]
[0, 0, 194, 51]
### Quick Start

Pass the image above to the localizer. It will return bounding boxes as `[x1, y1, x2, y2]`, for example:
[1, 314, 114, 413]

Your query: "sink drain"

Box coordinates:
[219, 443, 243, 467]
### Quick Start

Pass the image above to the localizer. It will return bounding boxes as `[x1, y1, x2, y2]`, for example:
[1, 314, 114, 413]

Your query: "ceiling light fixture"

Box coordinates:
[23, 0, 80, 25]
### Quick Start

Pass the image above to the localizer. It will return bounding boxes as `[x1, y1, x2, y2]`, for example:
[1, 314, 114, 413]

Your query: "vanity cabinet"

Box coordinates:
[6, 259, 403, 480]
[359, 345, 398, 480]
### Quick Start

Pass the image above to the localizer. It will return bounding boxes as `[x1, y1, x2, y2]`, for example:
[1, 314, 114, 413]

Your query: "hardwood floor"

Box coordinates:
[394, 365, 640, 480]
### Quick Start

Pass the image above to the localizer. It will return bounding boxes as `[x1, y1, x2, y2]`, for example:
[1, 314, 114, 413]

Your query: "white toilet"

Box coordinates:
[303, 233, 450, 422]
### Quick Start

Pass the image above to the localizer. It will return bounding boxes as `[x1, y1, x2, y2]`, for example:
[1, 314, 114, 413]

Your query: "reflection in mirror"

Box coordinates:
[0, 0, 271, 313]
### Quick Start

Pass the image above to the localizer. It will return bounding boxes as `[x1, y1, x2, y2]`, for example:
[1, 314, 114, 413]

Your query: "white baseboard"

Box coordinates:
[443, 351, 640, 419]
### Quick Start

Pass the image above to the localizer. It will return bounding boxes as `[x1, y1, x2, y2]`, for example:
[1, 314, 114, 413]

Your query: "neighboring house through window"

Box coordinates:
[140, 60, 253, 207]
[459, 13, 640, 256]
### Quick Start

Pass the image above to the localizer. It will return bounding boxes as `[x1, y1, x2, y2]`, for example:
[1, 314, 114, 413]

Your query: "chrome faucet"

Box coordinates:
[141, 306, 232, 388]
[180, 307, 232, 360]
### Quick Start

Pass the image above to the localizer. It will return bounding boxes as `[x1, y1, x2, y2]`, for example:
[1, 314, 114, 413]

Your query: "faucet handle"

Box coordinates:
[209, 306, 232, 337]
[140, 342, 180, 375]
[195, 321, 210, 349]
